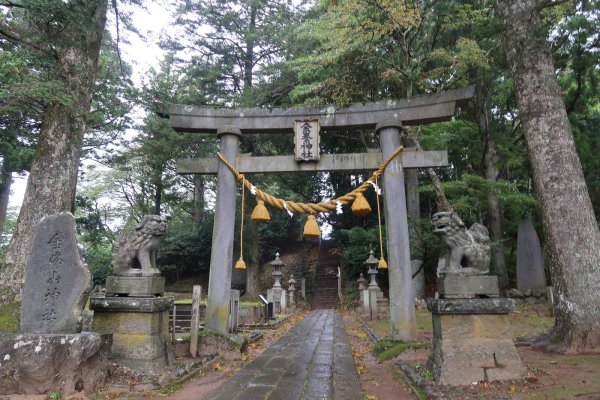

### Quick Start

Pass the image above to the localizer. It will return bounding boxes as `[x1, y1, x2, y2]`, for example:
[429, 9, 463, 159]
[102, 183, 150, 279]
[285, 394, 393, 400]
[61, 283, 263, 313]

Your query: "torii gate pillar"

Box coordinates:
[206, 125, 241, 335]
[377, 119, 417, 341]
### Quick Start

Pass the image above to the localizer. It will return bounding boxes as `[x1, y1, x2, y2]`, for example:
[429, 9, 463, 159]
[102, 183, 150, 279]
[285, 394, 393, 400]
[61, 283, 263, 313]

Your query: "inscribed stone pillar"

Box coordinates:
[20, 213, 91, 334]
[516, 219, 546, 291]
[206, 126, 242, 335]
[376, 119, 417, 341]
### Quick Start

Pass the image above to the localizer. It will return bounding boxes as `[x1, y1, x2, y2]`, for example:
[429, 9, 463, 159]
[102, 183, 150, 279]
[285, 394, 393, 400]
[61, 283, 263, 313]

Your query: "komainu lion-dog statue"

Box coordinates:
[432, 211, 491, 277]
[112, 215, 167, 277]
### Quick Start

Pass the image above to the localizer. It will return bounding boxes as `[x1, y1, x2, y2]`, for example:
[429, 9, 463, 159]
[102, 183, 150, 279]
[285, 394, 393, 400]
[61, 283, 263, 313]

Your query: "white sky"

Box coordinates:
[8, 3, 170, 209]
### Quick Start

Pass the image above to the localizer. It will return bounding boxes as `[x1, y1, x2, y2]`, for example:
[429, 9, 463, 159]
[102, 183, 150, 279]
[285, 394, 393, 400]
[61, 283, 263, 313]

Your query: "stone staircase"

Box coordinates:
[312, 241, 341, 309]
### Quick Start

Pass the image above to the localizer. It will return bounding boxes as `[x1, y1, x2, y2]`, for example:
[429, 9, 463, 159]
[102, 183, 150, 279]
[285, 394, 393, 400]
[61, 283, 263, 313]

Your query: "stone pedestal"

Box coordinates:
[361, 288, 387, 320]
[438, 275, 499, 298]
[267, 288, 287, 314]
[368, 288, 380, 320]
[90, 296, 174, 372]
[427, 298, 524, 385]
[0, 333, 111, 395]
[105, 276, 165, 297]
[228, 290, 240, 333]
[279, 290, 287, 314]
[411, 259, 425, 299]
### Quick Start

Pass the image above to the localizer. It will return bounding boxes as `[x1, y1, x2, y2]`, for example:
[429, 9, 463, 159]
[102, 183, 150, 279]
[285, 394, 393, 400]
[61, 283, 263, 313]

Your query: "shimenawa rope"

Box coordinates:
[218, 145, 404, 215]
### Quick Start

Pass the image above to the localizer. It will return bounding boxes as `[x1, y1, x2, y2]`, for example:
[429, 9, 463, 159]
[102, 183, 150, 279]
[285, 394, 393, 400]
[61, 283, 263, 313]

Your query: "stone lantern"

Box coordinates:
[269, 253, 286, 313]
[364, 250, 380, 290]
[363, 250, 383, 320]
[288, 274, 297, 309]
[357, 272, 367, 290]
[270, 252, 284, 290]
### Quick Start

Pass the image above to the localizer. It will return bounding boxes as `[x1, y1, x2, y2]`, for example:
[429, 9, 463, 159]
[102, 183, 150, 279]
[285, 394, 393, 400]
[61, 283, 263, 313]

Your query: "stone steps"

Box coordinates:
[312, 241, 341, 309]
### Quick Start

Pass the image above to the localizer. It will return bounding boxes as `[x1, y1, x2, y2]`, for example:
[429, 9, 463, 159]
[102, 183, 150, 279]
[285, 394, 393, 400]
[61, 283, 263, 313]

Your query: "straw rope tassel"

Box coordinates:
[235, 175, 247, 269]
[303, 214, 321, 239]
[376, 177, 388, 269]
[251, 199, 270, 223]
[351, 192, 371, 216]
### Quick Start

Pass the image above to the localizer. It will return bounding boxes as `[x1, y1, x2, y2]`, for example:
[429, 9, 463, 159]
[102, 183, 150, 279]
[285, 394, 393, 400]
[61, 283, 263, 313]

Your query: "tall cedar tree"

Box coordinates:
[497, 0, 600, 352]
[0, 0, 108, 302]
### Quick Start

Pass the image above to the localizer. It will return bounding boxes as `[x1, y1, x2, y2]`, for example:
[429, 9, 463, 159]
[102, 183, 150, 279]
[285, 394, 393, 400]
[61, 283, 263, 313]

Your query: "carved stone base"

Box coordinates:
[0, 333, 111, 395]
[426, 298, 524, 386]
[105, 276, 165, 297]
[90, 296, 174, 372]
[438, 275, 499, 298]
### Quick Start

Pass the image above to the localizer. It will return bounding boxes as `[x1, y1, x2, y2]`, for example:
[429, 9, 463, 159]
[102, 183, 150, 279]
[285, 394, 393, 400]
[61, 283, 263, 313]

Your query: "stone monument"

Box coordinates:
[21, 214, 91, 333]
[360, 251, 388, 320]
[1, 213, 111, 395]
[90, 215, 174, 372]
[288, 275, 297, 312]
[267, 253, 286, 314]
[427, 212, 524, 385]
[516, 219, 546, 291]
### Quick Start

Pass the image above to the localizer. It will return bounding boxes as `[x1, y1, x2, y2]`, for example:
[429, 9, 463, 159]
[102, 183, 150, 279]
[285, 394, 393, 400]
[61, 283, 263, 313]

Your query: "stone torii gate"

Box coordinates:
[169, 86, 473, 340]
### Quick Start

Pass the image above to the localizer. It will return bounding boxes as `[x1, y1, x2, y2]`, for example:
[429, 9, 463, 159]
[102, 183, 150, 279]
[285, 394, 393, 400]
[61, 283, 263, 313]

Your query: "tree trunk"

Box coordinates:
[474, 79, 509, 288]
[244, 199, 260, 298]
[0, 1, 108, 303]
[411, 136, 453, 212]
[243, 4, 256, 94]
[498, 0, 600, 352]
[0, 166, 11, 238]
[192, 175, 204, 228]
[154, 176, 162, 215]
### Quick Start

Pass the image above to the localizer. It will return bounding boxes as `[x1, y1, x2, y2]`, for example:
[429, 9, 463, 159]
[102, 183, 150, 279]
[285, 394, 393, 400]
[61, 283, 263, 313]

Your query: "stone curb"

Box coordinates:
[352, 311, 380, 343]
[353, 310, 445, 400]
[90, 295, 174, 312]
[427, 298, 515, 314]
[106, 353, 218, 395]
[159, 353, 219, 387]
[240, 312, 296, 330]
[395, 360, 444, 400]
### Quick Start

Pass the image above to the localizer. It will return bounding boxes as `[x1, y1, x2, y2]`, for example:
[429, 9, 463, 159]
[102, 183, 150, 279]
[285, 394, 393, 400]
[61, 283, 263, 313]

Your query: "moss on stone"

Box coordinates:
[374, 339, 429, 363]
[0, 302, 20, 333]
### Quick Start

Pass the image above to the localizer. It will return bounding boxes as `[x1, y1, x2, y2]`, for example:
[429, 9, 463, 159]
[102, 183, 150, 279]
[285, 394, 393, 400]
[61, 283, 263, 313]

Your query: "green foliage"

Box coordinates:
[166, 0, 304, 107]
[342, 281, 360, 309]
[419, 174, 538, 224]
[160, 384, 180, 395]
[81, 245, 113, 286]
[157, 214, 214, 280]
[413, 363, 432, 382]
[337, 226, 381, 277]
[0, 302, 19, 333]
[74, 190, 117, 285]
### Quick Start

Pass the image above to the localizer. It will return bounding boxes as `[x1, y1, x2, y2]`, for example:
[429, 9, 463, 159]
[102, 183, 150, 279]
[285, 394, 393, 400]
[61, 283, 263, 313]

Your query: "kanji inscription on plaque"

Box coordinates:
[294, 119, 320, 162]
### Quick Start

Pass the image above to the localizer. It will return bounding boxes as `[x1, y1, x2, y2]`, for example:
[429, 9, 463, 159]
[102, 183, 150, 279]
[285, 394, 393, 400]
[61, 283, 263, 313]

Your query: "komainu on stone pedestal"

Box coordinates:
[432, 211, 491, 277]
[112, 215, 166, 277]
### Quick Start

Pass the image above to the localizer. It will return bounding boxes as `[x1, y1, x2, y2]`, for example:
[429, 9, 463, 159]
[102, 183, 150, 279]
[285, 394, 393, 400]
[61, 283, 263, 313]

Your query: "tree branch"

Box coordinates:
[536, 0, 570, 9]
[0, 25, 57, 58]
[0, 1, 25, 8]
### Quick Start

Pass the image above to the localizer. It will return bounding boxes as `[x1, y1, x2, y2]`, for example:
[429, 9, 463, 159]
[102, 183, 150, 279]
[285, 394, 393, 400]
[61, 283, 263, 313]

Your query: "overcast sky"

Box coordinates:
[9, 3, 171, 208]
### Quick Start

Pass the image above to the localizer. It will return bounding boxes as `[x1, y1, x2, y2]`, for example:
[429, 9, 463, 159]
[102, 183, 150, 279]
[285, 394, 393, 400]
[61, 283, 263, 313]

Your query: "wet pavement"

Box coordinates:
[204, 309, 362, 400]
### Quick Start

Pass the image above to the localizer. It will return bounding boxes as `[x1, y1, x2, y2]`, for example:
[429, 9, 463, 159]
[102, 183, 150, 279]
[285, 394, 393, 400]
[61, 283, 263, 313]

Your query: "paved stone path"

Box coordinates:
[205, 309, 362, 400]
